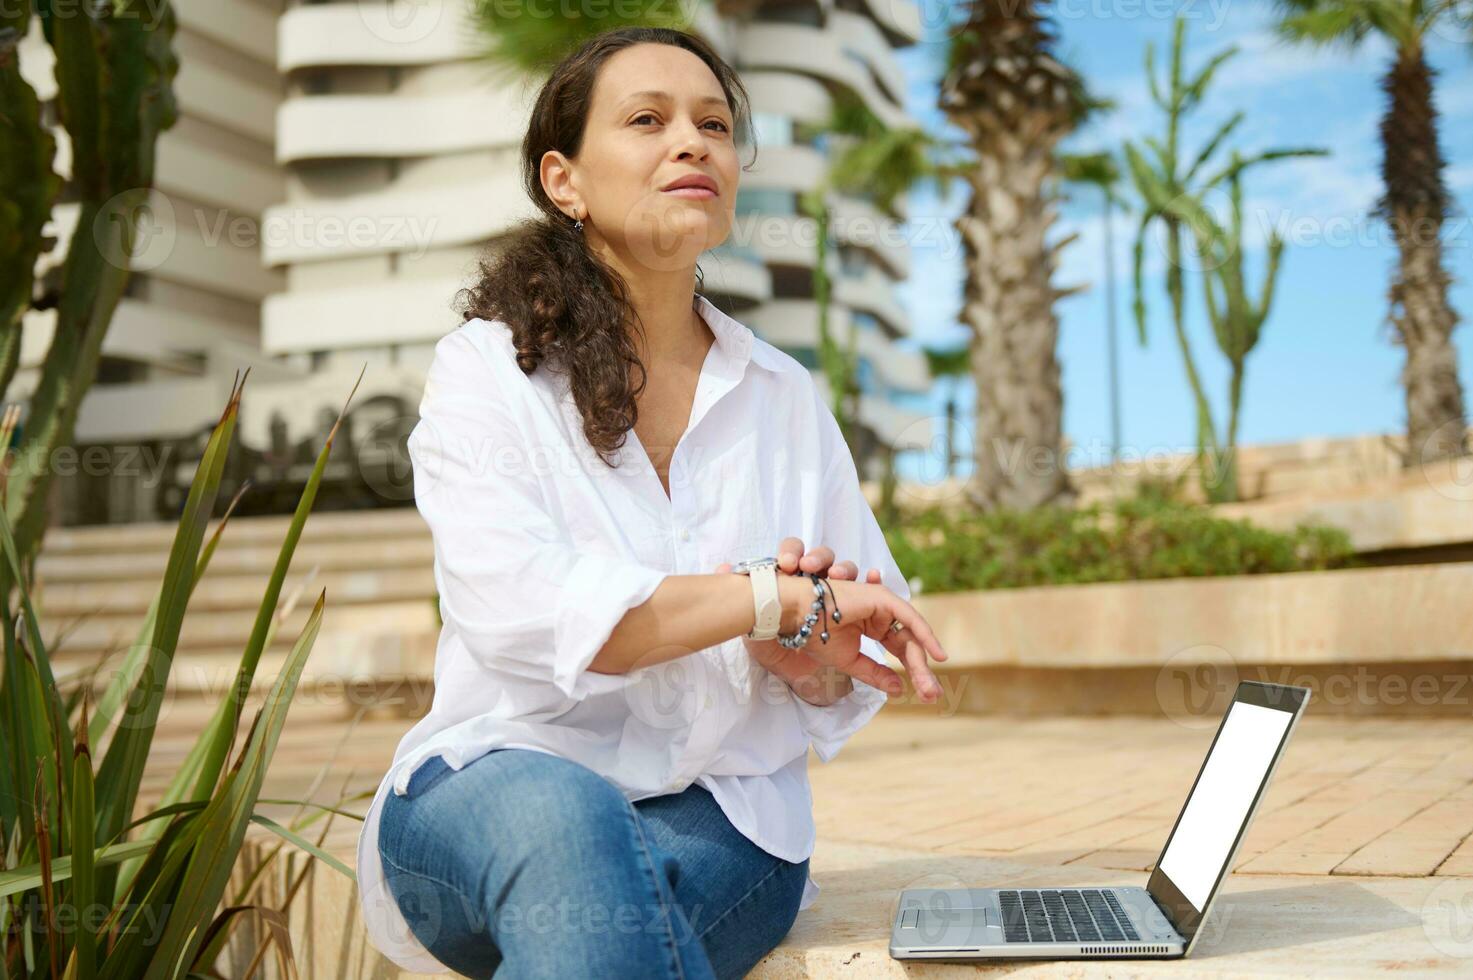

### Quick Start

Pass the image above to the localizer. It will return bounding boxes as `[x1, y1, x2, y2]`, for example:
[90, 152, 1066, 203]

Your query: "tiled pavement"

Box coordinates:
[143, 699, 1473, 976]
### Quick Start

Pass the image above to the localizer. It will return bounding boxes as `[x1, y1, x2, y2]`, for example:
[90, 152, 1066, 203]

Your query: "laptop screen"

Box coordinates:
[1155, 699, 1295, 910]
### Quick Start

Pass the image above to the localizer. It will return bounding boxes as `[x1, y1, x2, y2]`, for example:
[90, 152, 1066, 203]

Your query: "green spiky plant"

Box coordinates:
[0, 0, 181, 599]
[1164, 157, 1292, 503]
[0, 370, 365, 978]
[1124, 15, 1327, 502]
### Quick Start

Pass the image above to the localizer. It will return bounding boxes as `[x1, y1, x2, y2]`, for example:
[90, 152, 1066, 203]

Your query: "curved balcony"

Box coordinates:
[742, 71, 833, 129]
[697, 248, 773, 307]
[740, 143, 828, 194]
[46, 198, 281, 302]
[278, 1, 479, 71]
[830, 195, 910, 279]
[733, 213, 823, 270]
[853, 325, 930, 393]
[277, 88, 530, 162]
[259, 170, 535, 265]
[744, 299, 852, 350]
[262, 275, 467, 352]
[834, 264, 909, 337]
[863, 0, 923, 45]
[831, 10, 907, 106]
[736, 23, 910, 131]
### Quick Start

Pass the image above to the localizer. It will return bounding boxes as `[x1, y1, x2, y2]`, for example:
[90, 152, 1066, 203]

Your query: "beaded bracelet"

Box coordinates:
[776, 572, 843, 649]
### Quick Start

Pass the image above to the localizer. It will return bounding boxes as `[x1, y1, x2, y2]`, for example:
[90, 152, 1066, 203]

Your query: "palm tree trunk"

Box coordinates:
[1381, 44, 1467, 466]
[958, 151, 1074, 511]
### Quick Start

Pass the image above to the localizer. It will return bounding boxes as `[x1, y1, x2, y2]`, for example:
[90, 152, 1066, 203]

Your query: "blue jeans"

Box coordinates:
[378, 749, 810, 979]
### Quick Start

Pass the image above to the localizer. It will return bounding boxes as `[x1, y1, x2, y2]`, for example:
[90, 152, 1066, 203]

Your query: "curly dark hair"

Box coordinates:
[454, 27, 754, 467]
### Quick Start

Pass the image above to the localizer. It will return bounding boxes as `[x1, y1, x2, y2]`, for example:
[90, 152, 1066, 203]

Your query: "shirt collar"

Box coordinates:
[695, 294, 783, 377]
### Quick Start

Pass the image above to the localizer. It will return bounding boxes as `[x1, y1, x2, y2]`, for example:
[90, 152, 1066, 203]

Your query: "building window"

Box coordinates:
[735, 188, 796, 216]
[756, 1, 823, 27]
[750, 112, 792, 148]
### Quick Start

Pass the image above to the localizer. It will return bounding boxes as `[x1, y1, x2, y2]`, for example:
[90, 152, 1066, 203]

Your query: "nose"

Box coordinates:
[671, 117, 708, 161]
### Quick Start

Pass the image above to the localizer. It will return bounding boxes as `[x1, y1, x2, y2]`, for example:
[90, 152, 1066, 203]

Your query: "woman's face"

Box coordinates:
[544, 43, 740, 274]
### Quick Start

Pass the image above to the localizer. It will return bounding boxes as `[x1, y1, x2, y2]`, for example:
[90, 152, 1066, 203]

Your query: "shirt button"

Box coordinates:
[679, 528, 691, 542]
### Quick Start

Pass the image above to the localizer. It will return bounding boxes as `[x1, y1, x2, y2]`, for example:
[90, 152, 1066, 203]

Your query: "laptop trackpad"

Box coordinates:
[910, 905, 995, 940]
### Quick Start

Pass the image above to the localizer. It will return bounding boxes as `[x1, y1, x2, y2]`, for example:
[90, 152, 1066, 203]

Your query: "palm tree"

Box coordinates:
[1060, 151, 1128, 465]
[1271, 0, 1469, 467]
[940, 0, 1090, 512]
[470, 0, 692, 72]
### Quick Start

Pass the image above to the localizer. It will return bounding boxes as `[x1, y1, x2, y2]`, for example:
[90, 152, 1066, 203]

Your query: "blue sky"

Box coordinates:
[890, 4, 1473, 479]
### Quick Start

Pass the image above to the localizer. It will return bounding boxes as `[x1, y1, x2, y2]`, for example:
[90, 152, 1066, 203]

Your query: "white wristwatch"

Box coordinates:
[733, 556, 782, 641]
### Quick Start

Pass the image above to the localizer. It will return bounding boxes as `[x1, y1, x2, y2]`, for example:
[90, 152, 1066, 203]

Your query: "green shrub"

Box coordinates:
[885, 489, 1358, 593]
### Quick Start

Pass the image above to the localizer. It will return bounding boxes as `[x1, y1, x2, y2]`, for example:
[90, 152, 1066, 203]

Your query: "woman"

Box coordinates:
[357, 26, 950, 979]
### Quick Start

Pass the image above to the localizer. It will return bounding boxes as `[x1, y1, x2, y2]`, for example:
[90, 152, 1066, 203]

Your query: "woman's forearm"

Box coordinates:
[589, 572, 810, 676]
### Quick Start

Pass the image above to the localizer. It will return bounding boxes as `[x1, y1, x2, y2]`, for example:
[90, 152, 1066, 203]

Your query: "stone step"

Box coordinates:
[42, 598, 437, 659]
[53, 630, 439, 714]
[41, 505, 429, 555]
[35, 536, 434, 583]
[921, 561, 1473, 671]
[1214, 467, 1473, 556]
[34, 566, 434, 617]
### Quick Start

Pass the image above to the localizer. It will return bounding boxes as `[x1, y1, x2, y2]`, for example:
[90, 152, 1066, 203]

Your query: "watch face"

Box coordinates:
[733, 556, 777, 574]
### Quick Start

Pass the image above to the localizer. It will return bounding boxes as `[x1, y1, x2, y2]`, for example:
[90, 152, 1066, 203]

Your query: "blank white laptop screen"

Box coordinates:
[1157, 701, 1293, 909]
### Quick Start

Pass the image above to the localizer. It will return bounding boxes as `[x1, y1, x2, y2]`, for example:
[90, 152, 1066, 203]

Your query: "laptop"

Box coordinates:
[890, 680, 1310, 961]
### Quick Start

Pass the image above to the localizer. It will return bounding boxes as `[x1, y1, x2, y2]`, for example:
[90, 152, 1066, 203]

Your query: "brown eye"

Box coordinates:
[632, 113, 658, 126]
[704, 119, 730, 133]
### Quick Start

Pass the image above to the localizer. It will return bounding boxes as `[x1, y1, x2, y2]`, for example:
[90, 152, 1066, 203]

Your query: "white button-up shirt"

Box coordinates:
[356, 295, 912, 973]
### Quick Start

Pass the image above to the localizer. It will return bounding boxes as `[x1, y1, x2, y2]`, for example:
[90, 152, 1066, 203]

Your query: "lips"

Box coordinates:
[661, 174, 719, 198]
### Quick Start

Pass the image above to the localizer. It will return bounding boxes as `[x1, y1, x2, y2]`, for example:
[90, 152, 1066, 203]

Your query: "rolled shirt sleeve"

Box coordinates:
[791, 385, 914, 763]
[408, 328, 671, 703]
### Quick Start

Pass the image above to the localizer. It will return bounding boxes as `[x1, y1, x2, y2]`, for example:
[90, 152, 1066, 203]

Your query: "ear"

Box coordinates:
[540, 150, 582, 220]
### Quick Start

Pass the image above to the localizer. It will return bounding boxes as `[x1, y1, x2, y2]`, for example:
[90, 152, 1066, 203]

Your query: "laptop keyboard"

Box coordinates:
[998, 889, 1141, 943]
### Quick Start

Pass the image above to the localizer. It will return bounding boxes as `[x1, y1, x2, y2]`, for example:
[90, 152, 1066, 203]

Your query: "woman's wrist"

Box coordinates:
[777, 572, 815, 634]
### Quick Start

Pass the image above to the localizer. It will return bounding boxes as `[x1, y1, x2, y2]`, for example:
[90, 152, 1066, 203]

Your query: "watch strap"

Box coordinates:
[737, 558, 782, 641]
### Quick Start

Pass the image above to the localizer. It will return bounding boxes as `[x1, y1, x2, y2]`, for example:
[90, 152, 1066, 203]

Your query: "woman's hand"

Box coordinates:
[717, 537, 946, 705]
[786, 574, 948, 704]
[717, 537, 869, 706]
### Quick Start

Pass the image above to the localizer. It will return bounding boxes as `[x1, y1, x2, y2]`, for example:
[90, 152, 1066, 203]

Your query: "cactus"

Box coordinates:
[0, 14, 63, 398]
[1124, 16, 1324, 502]
[1164, 157, 1286, 502]
[0, 0, 179, 595]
